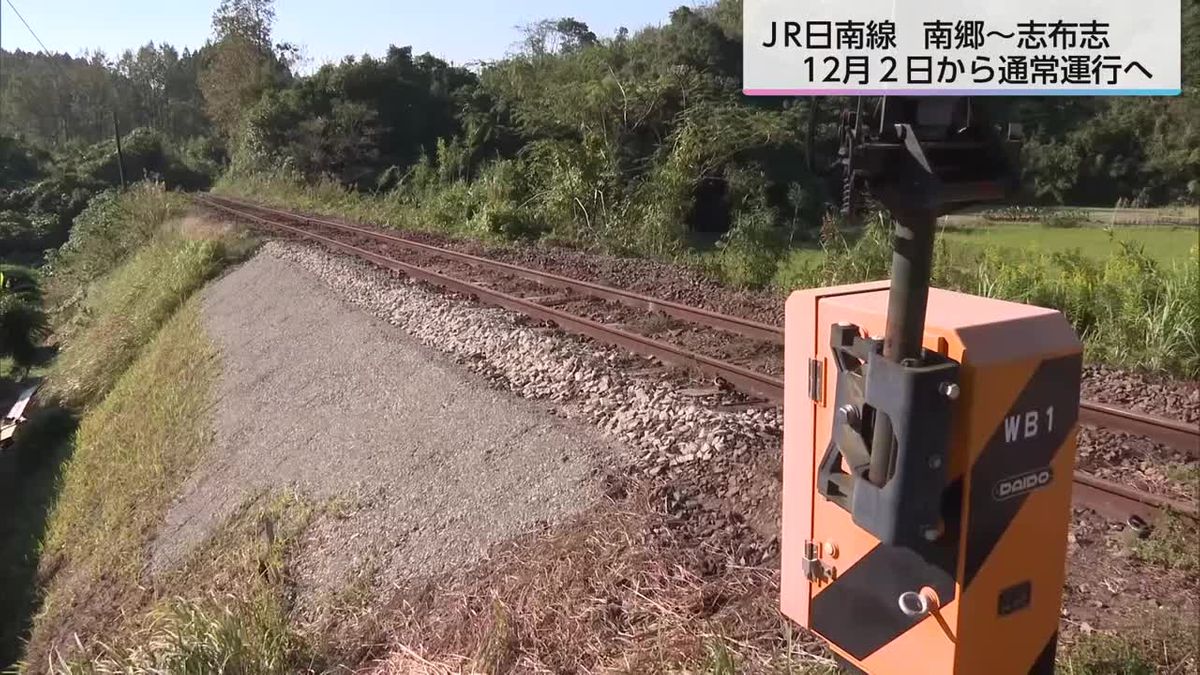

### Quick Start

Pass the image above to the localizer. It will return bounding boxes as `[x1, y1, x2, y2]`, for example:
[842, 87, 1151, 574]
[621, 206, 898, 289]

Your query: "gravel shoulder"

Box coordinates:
[151, 248, 620, 605]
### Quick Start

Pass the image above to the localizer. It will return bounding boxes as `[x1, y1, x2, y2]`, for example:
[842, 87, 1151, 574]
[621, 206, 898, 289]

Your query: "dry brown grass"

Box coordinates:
[356, 487, 834, 674]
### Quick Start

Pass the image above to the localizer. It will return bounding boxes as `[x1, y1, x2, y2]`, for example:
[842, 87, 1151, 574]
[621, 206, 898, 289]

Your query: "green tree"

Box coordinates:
[199, 0, 293, 141]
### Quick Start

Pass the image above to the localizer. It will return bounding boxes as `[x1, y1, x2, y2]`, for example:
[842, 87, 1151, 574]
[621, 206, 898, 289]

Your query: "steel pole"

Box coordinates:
[868, 208, 938, 485]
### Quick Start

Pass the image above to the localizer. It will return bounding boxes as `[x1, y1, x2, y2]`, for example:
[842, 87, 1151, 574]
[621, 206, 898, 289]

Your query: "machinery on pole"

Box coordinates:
[781, 97, 1082, 674]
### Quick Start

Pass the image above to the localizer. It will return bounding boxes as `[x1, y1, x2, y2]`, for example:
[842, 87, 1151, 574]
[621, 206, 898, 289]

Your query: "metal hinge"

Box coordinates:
[802, 540, 831, 582]
[807, 358, 823, 403]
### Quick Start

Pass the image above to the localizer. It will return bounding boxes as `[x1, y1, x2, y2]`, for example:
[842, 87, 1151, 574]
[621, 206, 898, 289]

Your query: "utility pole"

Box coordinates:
[112, 109, 127, 190]
[805, 98, 820, 172]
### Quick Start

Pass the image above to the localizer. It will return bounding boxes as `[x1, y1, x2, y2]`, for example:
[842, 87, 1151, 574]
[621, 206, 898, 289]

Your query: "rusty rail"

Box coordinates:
[207, 195, 1200, 456]
[197, 194, 1198, 524]
[198, 195, 783, 401]
[204, 194, 783, 344]
[1080, 401, 1199, 459]
[1072, 471, 1198, 523]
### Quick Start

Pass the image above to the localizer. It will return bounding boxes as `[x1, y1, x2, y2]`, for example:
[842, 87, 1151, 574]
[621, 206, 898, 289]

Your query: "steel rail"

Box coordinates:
[199, 195, 1198, 523]
[199, 196, 785, 401]
[204, 194, 784, 344]
[206, 196, 1200, 457]
[1072, 470, 1198, 523]
[1080, 401, 1199, 459]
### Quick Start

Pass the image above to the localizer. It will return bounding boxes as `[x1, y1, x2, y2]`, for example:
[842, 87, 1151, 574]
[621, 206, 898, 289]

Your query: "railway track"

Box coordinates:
[197, 193, 1199, 525]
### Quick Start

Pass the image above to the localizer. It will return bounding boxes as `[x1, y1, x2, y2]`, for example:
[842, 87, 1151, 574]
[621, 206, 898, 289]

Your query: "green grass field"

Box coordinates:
[764, 224, 1198, 275]
[939, 223, 1199, 267]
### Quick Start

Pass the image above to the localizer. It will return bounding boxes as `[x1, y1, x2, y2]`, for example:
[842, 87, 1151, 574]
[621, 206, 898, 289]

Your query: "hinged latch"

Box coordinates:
[801, 540, 831, 582]
[807, 358, 823, 403]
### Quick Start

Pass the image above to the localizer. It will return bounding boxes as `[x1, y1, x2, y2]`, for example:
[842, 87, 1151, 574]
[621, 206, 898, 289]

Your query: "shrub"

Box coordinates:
[716, 204, 782, 288]
[773, 212, 893, 291]
[1043, 209, 1087, 228]
[43, 184, 190, 313]
[0, 265, 49, 369]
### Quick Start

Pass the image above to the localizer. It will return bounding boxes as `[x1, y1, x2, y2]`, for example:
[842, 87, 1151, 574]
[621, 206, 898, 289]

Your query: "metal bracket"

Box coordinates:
[817, 323, 961, 548]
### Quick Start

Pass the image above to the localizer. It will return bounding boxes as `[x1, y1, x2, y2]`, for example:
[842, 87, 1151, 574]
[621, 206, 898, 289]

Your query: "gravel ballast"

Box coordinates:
[264, 240, 786, 562]
[151, 249, 620, 601]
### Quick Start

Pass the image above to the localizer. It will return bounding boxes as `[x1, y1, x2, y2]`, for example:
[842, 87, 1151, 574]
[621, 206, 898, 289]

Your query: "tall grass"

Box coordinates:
[55, 595, 298, 675]
[44, 236, 224, 408]
[44, 184, 191, 311]
[41, 299, 218, 585]
[25, 299, 220, 669]
[773, 218, 1199, 379]
[50, 492, 317, 675]
[963, 240, 1199, 378]
[220, 169, 1200, 378]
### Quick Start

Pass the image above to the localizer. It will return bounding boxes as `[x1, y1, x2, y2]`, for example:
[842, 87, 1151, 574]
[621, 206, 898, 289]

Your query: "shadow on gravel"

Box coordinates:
[0, 405, 77, 670]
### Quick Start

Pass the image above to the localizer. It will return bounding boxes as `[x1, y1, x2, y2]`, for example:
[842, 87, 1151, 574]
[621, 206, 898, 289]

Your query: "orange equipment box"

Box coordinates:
[782, 281, 1082, 674]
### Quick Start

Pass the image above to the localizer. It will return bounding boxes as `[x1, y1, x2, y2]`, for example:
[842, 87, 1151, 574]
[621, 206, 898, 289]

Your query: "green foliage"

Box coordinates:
[70, 127, 214, 190]
[772, 218, 1199, 378]
[0, 131, 213, 262]
[33, 302, 220, 669]
[45, 235, 223, 409]
[233, 45, 475, 189]
[0, 265, 49, 368]
[773, 213, 894, 291]
[41, 187, 222, 408]
[44, 184, 191, 311]
[0, 135, 45, 186]
[55, 594, 302, 675]
[715, 203, 783, 288]
[218, 0, 1196, 281]
[226, 2, 822, 254]
[0, 23, 219, 262]
[0, 46, 211, 147]
[0, 135, 102, 260]
[200, 0, 295, 142]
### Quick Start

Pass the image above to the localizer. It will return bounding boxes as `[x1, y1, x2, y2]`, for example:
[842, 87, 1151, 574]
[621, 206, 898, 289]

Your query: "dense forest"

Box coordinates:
[1, 0, 1198, 262]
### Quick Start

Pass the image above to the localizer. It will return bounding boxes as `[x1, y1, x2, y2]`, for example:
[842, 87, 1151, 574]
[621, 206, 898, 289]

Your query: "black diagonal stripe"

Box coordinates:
[810, 541, 957, 660]
[1029, 631, 1059, 674]
[963, 354, 1081, 588]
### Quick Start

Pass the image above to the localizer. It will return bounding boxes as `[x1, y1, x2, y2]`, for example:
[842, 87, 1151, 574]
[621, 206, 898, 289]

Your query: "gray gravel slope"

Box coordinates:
[151, 251, 614, 598]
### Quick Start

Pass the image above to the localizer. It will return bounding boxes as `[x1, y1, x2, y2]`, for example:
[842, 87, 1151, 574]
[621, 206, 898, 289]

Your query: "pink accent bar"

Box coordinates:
[743, 88, 1181, 97]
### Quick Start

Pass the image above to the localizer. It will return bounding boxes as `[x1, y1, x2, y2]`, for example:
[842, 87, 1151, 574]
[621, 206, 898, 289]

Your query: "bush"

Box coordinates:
[1043, 209, 1087, 228]
[76, 128, 213, 192]
[773, 212, 893, 291]
[715, 204, 782, 288]
[982, 205, 1049, 223]
[0, 265, 49, 369]
[43, 184, 190, 313]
